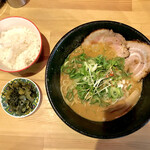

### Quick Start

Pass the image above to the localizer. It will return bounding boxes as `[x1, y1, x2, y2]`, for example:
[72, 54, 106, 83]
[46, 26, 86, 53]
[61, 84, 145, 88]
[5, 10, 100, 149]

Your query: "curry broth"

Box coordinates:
[60, 43, 142, 122]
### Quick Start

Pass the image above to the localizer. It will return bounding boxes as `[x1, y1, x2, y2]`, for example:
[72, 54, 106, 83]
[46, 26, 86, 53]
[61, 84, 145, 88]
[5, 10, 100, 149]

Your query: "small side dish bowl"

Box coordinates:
[0, 16, 42, 72]
[0, 78, 40, 118]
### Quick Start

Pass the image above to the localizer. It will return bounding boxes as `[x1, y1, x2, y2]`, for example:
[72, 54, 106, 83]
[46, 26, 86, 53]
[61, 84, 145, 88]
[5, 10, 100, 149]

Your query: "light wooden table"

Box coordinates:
[0, 0, 150, 150]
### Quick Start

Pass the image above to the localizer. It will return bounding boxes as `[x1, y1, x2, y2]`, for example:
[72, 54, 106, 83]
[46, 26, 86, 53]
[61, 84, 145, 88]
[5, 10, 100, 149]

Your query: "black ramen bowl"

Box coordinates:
[45, 21, 150, 139]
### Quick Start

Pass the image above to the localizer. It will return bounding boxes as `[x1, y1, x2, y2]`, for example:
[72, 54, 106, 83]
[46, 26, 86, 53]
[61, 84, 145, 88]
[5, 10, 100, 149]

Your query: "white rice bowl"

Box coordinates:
[0, 17, 42, 72]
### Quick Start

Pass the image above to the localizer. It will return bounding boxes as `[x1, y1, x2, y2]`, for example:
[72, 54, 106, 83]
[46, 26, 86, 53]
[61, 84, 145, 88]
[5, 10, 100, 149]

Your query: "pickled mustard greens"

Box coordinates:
[61, 53, 131, 107]
[4, 80, 37, 115]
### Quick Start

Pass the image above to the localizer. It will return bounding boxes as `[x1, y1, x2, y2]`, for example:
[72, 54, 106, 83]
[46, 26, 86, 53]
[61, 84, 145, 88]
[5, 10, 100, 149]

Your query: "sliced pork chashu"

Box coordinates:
[125, 41, 150, 81]
[82, 29, 129, 58]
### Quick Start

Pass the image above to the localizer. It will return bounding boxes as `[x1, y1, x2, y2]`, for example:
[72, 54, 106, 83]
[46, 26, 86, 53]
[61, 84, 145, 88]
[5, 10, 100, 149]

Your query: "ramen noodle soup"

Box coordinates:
[60, 29, 149, 122]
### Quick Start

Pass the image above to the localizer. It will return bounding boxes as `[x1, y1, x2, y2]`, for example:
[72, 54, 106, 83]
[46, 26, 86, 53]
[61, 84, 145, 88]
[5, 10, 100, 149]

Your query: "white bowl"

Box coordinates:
[0, 16, 42, 72]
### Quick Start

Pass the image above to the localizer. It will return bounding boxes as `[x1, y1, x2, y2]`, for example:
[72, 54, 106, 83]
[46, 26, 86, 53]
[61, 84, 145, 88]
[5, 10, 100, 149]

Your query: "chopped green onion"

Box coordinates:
[109, 87, 122, 99]
[66, 89, 74, 102]
[61, 53, 131, 107]
[127, 84, 132, 91]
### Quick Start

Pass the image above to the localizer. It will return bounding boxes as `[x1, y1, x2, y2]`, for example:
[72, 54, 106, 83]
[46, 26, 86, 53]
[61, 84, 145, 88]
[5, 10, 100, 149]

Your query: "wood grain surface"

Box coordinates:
[0, 0, 150, 150]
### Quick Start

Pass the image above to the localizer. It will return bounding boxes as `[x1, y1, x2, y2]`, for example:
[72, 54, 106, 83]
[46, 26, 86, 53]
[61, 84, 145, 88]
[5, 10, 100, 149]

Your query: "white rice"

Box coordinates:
[0, 27, 40, 70]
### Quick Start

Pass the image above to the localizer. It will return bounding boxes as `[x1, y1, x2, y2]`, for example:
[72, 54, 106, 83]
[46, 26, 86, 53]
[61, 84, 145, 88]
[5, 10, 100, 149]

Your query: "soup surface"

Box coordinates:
[60, 43, 142, 122]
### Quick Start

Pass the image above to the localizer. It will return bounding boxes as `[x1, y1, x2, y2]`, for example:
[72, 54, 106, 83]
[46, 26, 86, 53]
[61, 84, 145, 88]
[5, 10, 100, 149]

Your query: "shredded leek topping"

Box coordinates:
[61, 53, 131, 107]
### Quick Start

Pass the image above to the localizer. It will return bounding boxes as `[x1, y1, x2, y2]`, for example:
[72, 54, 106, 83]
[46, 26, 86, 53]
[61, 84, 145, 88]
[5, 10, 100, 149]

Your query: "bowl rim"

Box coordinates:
[45, 20, 150, 139]
[0, 16, 42, 73]
[0, 77, 41, 118]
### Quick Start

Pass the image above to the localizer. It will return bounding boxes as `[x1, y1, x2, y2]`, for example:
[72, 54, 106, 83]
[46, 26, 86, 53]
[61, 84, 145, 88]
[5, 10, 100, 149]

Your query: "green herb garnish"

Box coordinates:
[126, 84, 132, 91]
[61, 53, 131, 107]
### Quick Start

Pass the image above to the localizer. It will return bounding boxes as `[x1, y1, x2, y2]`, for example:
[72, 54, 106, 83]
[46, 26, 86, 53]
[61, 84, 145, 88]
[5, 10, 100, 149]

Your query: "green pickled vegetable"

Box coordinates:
[4, 80, 38, 116]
